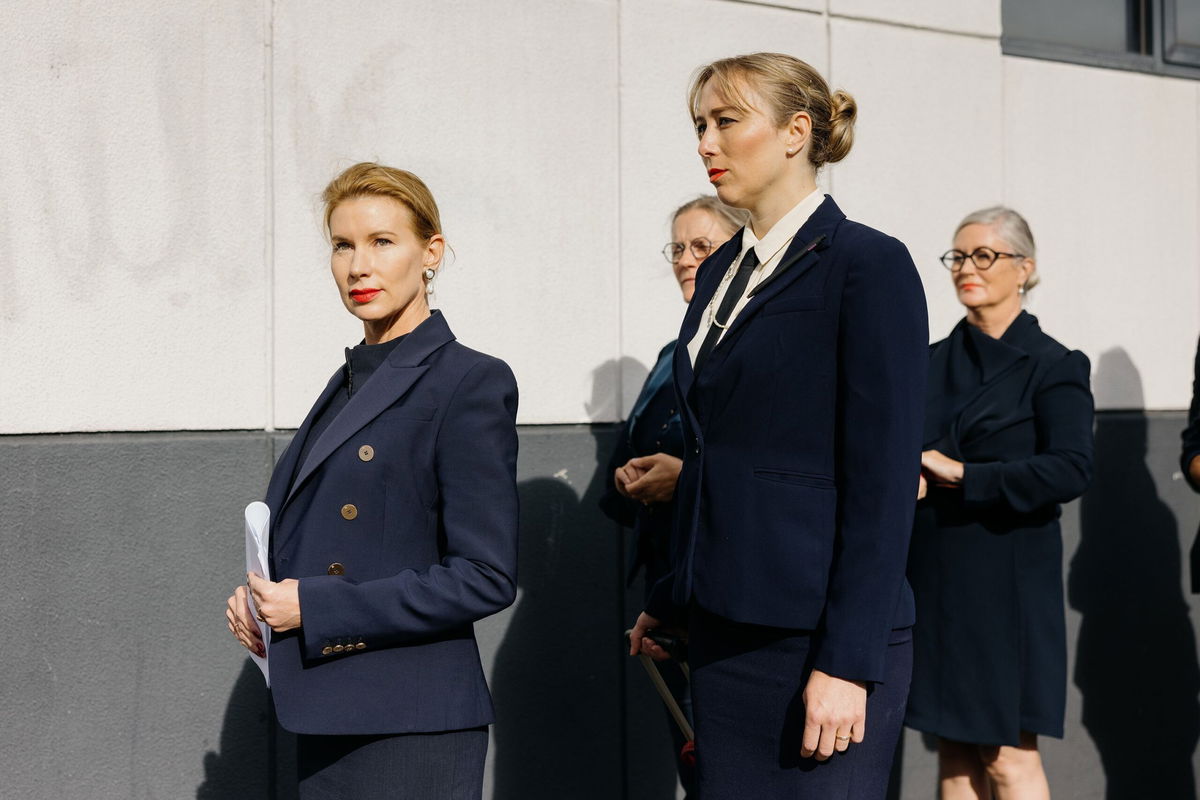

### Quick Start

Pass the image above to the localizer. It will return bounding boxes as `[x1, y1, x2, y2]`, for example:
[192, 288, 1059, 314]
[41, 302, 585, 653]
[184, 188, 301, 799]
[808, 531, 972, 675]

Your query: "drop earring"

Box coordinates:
[1018, 284, 1026, 295]
[424, 267, 436, 295]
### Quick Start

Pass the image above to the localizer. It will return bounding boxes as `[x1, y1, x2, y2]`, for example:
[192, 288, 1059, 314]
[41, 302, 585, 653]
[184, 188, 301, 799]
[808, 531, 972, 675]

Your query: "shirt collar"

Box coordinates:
[740, 188, 826, 263]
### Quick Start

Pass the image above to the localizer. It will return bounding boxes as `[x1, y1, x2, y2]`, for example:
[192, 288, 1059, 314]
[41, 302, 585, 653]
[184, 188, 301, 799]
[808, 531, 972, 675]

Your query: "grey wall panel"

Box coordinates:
[1, 416, 1198, 798]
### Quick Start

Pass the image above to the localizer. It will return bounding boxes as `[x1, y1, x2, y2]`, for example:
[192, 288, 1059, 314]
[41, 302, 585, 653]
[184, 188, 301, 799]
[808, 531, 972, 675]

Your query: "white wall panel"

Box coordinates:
[1003, 58, 1200, 409]
[271, 0, 619, 426]
[831, 0, 1001, 37]
[618, 0, 827, 413]
[0, 1, 267, 433]
[829, 19, 1005, 343]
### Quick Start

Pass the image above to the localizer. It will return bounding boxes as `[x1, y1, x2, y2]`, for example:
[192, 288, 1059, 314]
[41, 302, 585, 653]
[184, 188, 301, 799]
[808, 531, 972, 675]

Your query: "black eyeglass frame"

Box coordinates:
[939, 247, 1026, 272]
[663, 237, 715, 264]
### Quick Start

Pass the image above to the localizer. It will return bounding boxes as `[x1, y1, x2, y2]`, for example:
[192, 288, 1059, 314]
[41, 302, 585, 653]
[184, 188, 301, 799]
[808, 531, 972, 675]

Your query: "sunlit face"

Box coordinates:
[694, 80, 796, 212]
[670, 209, 736, 303]
[329, 195, 443, 342]
[950, 223, 1032, 312]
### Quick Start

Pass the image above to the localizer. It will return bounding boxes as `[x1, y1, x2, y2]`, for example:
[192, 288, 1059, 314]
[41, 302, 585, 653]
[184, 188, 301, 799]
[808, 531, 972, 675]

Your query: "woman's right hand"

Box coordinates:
[225, 584, 265, 658]
[614, 462, 647, 499]
[917, 473, 928, 500]
[629, 611, 686, 662]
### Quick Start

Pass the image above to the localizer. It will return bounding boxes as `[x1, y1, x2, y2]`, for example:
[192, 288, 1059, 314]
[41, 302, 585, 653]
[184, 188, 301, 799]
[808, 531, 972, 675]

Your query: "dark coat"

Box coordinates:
[599, 340, 685, 597]
[1182, 337, 1200, 591]
[905, 311, 1094, 745]
[646, 195, 929, 684]
[264, 311, 519, 735]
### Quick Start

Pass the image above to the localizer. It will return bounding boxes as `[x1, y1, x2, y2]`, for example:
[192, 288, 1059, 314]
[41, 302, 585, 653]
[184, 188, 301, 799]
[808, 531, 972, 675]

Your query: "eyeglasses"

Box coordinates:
[939, 247, 1025, 272]
[663, 238, 715, 264]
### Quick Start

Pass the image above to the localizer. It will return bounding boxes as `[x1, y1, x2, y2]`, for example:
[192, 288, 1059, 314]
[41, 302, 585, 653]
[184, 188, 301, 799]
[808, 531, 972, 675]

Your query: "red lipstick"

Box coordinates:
[350, 288, 380, 304]
[707, 168, 727, 183]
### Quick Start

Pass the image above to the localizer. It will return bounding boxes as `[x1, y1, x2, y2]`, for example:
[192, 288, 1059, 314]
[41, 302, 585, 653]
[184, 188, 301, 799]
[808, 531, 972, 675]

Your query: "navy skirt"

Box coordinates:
[688, 606, 911, 799]
[296, 727, 488, 799]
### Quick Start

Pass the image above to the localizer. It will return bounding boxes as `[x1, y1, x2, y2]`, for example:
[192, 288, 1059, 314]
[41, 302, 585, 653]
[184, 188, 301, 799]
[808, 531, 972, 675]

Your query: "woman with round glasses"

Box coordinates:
[600, 195, 746, 797]
[906, 206, 1094, 799]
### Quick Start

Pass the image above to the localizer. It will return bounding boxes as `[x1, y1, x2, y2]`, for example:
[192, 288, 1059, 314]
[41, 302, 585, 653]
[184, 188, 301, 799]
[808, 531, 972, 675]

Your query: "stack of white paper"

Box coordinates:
[244, 501, 271, 686]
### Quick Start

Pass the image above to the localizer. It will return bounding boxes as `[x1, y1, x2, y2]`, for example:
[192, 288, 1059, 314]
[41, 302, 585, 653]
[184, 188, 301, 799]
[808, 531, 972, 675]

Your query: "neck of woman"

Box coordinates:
[747, 171, 819, 239]
[363, 301, 431, 345]
[966, 299, 1023, 339]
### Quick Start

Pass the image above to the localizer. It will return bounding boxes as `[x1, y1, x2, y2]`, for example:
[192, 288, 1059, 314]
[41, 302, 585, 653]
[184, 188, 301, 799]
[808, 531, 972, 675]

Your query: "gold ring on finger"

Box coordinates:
[835, 735, 851, 742]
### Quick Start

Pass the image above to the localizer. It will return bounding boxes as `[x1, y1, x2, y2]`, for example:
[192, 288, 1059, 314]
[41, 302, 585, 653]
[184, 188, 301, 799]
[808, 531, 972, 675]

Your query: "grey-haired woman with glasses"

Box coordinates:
[599, 194, 745, 798]
[905, 207, 1094, 800]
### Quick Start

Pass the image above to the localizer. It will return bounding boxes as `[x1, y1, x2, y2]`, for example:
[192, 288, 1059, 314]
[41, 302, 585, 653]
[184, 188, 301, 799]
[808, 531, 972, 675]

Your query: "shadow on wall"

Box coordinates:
[490, 358, 679, 800]
[1069, 348, 1200, 799]
[195, 659, 274, 799]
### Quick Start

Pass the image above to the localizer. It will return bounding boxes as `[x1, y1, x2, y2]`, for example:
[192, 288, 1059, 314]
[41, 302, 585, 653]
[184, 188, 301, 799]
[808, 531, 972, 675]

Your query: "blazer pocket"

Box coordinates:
[388, 404, 437, 421]
[753, 468, 835, 489]
[760, 296, 825, 316]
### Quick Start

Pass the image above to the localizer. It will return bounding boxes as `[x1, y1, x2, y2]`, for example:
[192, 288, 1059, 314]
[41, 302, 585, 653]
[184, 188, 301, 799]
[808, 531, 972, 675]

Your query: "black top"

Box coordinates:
[295, 335, 407, 474]
[1183, 336, 1200, 492]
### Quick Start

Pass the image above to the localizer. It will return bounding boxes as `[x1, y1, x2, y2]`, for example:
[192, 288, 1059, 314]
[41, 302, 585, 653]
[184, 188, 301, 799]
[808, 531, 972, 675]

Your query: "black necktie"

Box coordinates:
[693, 247, 760, 375]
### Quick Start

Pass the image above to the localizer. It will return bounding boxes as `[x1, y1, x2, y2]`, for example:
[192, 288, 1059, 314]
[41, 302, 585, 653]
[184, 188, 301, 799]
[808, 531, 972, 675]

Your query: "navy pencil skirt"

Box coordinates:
[296, 726, 488, 799]
[688, 606, 912, 799]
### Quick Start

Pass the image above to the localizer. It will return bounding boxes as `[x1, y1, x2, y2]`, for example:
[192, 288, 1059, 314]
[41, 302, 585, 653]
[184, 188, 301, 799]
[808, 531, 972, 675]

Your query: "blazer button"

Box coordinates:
[341, 504, 358, 520]
[355, 641, 366, 650]
[333, 644, 345, 653]
[327, 562, 345, 576]
[358, 444, 374, 462]
[321, 646, 333, 656]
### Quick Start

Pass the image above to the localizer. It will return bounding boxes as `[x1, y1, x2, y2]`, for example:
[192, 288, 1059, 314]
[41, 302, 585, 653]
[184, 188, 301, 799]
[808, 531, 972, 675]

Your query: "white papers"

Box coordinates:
[244, 501, 271, 686]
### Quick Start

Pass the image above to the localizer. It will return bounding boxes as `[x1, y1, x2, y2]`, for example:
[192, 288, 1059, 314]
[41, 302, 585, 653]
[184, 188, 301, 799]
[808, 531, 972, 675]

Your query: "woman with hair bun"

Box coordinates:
[224, 162, 519, 799]
[629, 53, 928, 797]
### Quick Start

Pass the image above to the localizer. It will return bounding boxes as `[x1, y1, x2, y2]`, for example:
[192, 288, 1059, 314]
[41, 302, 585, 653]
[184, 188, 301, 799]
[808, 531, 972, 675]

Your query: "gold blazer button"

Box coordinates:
[321, 646, 333, 656]
[332, 644, 344, 653]
[355, 641, 366, 650]
[327, 562, 345, 576]
[358, 445, 374, 462]
[341, 504, 358, 520]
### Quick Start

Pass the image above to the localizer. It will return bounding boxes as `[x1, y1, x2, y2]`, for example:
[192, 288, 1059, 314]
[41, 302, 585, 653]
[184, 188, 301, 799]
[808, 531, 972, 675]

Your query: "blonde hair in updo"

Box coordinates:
[688, 53, 857, 168]
[321, 162, 443, 244]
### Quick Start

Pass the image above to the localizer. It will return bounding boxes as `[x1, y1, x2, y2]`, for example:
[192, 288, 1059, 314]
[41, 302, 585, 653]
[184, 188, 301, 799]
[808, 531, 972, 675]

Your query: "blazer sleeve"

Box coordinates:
[1182, 336, 1200, 492]
[812, 237, 928, 684]
[297, 358, 520, 658]
[962, 350, 1094, 512]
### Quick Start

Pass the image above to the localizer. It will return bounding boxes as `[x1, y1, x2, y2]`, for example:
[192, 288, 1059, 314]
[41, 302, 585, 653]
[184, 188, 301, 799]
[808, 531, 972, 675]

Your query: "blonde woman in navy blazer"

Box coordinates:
[629, 54, 927, 798]
[225, 162, 518, 799]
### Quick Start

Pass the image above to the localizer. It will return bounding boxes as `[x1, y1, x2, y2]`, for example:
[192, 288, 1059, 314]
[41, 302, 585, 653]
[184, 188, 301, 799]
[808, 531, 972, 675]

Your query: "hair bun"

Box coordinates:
[824, 89, 857, 164]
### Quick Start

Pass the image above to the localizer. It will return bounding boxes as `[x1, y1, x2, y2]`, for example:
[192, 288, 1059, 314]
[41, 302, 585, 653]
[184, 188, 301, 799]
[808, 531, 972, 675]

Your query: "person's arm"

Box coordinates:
[1182, 336, 1200, 492]
[960, 351, 1094, 512]
[812, 236, 927, 685]
[296, 358, 520, 659]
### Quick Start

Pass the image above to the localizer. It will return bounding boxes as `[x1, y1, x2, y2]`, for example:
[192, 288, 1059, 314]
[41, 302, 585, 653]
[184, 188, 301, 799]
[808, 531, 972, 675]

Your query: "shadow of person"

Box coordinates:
[1070, 348, 1200, 799]
[195, 659, 274, 799]
[489, 357, 677, 800]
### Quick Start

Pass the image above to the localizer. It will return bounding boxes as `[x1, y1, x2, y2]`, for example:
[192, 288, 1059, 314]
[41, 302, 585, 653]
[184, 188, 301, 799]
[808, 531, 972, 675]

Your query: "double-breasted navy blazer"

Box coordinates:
[264, 311, 519, 735]
[646, 196, 928, 684]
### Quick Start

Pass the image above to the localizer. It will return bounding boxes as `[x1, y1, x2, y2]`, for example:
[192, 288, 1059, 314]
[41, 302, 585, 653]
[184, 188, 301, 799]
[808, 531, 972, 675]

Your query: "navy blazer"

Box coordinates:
[264, 311, 519, 735]
[647, 196, 928, 684]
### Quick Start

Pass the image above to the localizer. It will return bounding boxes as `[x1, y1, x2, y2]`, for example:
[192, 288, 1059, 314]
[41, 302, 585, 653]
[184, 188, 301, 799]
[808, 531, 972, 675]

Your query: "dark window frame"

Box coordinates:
[1001, 0, 1200, 80]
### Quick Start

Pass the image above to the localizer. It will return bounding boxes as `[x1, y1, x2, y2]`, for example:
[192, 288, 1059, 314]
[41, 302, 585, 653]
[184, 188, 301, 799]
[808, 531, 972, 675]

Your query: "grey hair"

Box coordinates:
[955, 206, 1039, 292]
[671, 194, 750, 235]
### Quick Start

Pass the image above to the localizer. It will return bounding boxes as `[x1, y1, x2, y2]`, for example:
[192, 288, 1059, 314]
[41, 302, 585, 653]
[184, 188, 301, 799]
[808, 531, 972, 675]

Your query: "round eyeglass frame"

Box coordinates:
[663, 238, 715, 264]
[939, 247, 1025, 272]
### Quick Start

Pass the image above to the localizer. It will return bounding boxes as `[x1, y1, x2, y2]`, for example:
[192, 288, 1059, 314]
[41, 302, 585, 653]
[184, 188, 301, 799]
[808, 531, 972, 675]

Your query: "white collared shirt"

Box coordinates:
[687, 189, 826, 366]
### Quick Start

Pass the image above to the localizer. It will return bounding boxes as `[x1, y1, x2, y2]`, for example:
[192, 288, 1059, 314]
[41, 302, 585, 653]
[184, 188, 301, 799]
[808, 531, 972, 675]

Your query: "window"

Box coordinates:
[1002, 0, 1200, 79]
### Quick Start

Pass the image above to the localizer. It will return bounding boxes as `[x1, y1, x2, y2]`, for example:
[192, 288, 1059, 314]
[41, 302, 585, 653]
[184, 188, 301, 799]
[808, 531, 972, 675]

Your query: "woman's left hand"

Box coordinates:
[623, 453, 683, 505]
[921, 449, 964, 488]
[801, 669, 867, 761]
[247, 573, 302, 632]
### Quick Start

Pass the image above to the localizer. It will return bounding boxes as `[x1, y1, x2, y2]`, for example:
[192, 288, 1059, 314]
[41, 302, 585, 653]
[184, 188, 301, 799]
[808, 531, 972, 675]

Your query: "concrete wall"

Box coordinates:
[2, 0, 1197, 435]
[3, 0, 1200, 797]
[2, 412, 1199, 799]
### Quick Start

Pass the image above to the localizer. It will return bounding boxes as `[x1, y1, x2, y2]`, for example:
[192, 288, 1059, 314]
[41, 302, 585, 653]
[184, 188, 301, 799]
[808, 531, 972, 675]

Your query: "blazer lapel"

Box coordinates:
[715, 196, 845, 346]
[264, 368, 343, 517]
[281, 310, 456, 510]
[675, 232, 743, 404]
